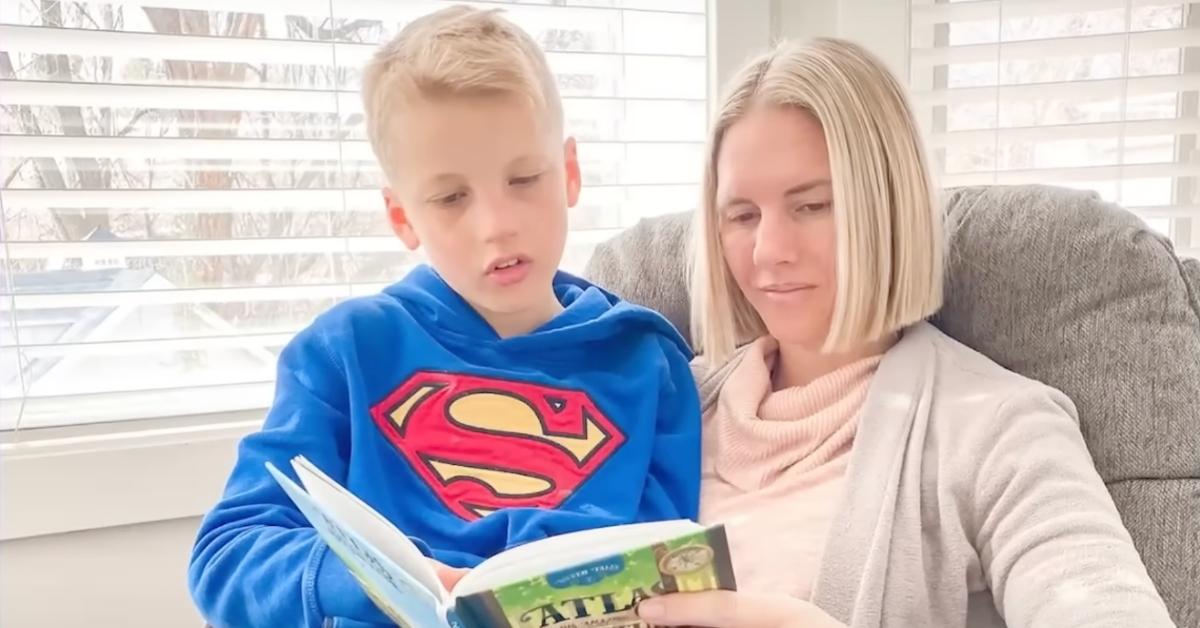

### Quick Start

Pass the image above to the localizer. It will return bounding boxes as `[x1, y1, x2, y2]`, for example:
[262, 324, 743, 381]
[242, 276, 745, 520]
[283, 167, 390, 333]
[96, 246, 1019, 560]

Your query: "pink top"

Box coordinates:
[699, 337, 881, 600]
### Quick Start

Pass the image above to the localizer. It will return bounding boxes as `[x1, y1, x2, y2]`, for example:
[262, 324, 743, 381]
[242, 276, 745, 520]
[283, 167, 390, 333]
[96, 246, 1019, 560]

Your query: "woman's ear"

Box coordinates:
[383, 188, 420, 250]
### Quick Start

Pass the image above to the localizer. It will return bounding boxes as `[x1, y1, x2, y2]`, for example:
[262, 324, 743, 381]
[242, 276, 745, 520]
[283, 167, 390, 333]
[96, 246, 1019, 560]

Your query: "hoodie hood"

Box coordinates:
[383, 264, 691, 358]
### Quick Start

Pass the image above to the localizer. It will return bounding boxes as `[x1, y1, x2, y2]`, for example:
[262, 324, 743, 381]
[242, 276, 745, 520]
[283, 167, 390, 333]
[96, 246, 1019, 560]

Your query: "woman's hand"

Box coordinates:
[636, 590, 846, 628]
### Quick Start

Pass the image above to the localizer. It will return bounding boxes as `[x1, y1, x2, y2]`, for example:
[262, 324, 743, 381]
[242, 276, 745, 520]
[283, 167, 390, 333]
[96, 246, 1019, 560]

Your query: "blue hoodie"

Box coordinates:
[189, 265, 701, 628]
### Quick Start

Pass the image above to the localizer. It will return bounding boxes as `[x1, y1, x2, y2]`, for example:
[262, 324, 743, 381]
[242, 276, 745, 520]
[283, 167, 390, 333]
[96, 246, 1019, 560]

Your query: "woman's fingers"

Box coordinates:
[635, 590, 844, 628]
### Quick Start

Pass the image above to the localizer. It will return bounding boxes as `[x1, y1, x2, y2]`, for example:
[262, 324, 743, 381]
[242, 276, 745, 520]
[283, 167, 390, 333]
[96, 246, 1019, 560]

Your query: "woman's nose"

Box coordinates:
[753, 212, 799, 267]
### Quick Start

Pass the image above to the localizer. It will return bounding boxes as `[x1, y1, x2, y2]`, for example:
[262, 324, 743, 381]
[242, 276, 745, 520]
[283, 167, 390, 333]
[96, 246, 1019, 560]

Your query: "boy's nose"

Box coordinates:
[475, 199, 519, 243]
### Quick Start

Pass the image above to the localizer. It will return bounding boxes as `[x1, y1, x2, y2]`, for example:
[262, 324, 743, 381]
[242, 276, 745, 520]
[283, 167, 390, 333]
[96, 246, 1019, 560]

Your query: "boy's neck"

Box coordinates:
[480, 290, 564, 339]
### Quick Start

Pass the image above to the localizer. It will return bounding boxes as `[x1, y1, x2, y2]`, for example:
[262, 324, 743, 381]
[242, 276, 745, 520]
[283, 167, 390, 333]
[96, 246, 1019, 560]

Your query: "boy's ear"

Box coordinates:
[382, 187, 420, 250]
[563, 136, 581, 208]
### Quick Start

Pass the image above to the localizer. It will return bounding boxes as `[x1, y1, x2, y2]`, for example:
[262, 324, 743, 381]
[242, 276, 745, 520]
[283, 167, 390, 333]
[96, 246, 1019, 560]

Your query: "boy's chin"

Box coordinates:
[466, 282, 553, 313]
[466, 287, 564, 337]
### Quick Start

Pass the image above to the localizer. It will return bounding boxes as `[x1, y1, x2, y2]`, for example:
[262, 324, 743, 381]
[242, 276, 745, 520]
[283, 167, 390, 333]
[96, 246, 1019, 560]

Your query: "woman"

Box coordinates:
[635, 39, 1174, 627]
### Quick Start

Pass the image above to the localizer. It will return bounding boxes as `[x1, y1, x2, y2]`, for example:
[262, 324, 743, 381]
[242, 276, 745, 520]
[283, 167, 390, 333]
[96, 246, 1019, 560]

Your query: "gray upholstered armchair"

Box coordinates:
[584, 184, 1200, 627]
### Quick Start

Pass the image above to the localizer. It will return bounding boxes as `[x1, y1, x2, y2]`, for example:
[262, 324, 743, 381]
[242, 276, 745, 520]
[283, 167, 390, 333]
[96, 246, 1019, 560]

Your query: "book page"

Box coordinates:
[291, 456, 446, 600]
[266, 462, 448, 628]
[454, 519, 701, 598]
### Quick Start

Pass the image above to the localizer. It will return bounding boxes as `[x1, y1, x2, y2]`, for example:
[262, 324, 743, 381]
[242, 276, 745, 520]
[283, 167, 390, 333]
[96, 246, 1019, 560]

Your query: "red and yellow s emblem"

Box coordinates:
[370, 371, 625, 521]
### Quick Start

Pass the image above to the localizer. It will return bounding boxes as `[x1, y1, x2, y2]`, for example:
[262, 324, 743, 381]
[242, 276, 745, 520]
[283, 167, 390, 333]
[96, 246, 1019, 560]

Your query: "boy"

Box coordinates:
[188, 7, 700, 628]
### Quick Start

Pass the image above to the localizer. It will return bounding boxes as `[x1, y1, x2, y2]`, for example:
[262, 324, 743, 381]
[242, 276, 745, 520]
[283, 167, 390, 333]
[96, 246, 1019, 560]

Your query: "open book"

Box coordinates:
[266, 456, 736, 628]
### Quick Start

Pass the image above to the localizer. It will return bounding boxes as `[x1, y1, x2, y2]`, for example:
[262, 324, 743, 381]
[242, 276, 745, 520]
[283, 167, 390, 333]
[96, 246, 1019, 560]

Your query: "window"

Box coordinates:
[0, 0, 709, 430]
[909, 0, 1198, 254]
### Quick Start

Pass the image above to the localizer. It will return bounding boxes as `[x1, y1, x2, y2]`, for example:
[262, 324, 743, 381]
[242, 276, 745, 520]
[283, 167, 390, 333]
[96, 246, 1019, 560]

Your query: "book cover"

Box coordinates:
[456, 526, 735, 628]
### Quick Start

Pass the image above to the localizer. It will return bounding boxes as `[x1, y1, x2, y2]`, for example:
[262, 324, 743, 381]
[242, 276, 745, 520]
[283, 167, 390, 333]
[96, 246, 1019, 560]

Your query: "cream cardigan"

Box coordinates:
[692, 323, 1174, 628]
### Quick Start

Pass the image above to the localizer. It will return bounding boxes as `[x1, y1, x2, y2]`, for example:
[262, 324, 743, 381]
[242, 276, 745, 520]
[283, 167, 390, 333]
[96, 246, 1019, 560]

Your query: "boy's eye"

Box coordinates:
[509, 173, 542, 186]
[434, 191, 467, 206]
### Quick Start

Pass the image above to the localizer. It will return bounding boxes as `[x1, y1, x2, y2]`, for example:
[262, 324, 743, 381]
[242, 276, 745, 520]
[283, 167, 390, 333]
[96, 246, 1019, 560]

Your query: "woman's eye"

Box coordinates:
[793, 201, 831, 213]
[729, 211, 758, 224]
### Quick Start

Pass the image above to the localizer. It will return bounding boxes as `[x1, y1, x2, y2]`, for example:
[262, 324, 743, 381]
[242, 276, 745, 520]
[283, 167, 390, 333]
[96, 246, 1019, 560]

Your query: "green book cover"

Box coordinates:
[454, 525, 735, 628]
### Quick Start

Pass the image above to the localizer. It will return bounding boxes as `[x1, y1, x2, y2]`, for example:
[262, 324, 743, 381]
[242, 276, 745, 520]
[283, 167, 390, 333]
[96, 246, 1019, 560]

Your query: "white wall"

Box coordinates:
[0, 414, 253, 628]
[707, 0, 911, 101]
[774, 0, 910, 82]
[1, 517, 204, 628]
[709, 0, 773, 96]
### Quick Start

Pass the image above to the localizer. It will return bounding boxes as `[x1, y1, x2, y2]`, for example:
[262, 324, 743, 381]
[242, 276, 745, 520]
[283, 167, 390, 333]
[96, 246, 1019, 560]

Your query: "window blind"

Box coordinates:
[908, 0, 1199, 255]
[0, 0, 709, 429]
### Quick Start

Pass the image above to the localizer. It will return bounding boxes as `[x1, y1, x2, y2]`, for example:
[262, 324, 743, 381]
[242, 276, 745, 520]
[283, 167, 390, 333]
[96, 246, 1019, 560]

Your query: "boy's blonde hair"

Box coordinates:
[692, 38, 944, 361]
[361, 6, 563, 182]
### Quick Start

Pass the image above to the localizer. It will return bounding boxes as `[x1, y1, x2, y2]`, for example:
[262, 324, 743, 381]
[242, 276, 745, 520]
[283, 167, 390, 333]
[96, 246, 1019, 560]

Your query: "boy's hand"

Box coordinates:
[430, 560, 468, 590]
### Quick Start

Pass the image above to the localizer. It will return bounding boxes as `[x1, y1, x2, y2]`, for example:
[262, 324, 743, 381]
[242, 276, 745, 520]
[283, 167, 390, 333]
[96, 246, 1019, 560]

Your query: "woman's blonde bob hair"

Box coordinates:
[691, 38, 944, 361]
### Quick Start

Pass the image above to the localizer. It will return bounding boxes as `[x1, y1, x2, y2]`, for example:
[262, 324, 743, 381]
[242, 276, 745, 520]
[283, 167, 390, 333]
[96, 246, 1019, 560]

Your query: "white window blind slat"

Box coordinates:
[1127, 204, 1200, 218]
[0, 80, 706, 117]
[909, 0, 1197, 250]
[6, 284, 379, 309]
[3, 135, 702, 164]
[913, 72, 1200, 107]
[18, 332, 310, 354]
[1, 0, 334, 17]
[0, 384, 274, 431]
[16, 332, 294, 359]
[0, 80, 351, 113]
[1, 189, 378, 211]
[0, 0, 705, 19]
[0, 23, 704, 69]
[928, 118, 1200, 146]
[325, 0, 707, 22]
[2, 184, 700, 215]
[6, 225, 629, 259]
[0, 0, 709, 428]
[5, 236, 405, 258]
[942, 161, 1200, 187]
[912, 26, 1199, 68]
[911, 0, 1185, 26]
[0, 24, 344, 65]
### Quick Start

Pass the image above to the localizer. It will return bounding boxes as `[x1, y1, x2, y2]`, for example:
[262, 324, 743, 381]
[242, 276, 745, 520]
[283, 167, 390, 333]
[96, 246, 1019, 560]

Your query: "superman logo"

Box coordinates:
[370, 371, 625, 521]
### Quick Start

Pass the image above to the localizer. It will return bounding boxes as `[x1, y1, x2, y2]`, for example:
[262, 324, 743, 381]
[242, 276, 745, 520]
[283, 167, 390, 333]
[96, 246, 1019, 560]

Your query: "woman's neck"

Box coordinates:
[771, 332, 899, 390]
